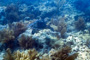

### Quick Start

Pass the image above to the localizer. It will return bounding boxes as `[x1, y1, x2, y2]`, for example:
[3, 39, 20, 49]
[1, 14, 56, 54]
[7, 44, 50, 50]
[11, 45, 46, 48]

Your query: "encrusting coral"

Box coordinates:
[0, 28, 15, 43]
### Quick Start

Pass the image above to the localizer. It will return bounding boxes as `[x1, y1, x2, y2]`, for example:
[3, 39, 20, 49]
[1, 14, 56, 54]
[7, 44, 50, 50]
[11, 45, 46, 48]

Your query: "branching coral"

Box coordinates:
[18, 34, 36, 49]
[74, 17, 86, 31]
[0, 28, 15, 43]
[49, 46, 78, 60]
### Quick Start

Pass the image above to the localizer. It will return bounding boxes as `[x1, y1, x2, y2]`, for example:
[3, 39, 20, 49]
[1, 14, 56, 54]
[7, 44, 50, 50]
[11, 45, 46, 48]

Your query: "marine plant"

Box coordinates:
[50, 17, 67, 37]
[9, 22, 27, 37]
[50, 46, 78, 60]
[3, 48, 38, 60]
[3, 46, 78, 60]
[74, 17, 86, 31]
[0, 28, 15, 43]
[5, 3, 19, 23]
[57, 18, 67, 37]
[18, 34, 36, 49]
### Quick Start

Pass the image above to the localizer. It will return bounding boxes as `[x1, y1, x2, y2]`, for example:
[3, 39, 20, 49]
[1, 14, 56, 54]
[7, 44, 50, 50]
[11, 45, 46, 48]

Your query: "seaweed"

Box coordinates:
[51, 46, 78, 60]
[3, 48, 14, 60]
[65, 53, 78, 60]
[18, 34, 36, 49]
[51, 46, 71, 60]
[0, 28, 15, 43]
[3, 46, 78, 60]
[5, 3, 19, 23]
[3, 48, 38, 60]
[74, 17, 86, 31]
[9, 22, 27, 37]
[50, 17, 67, 37]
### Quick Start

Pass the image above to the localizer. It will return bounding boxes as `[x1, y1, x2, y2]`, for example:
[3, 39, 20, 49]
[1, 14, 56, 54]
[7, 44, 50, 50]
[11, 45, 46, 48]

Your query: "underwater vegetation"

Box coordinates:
[0, 0, 90, 60]
[3, 48, 38, 60]
[0, 21, 27, 50]
[0, 28, 15, 43]
[5, 3, 19, 23]
[50, 17, 67, 37]
[3, 46, 78, 60]
[74, 17, 86, 31]
[18, 34, 36, 49]
[9, 22, 27, 37]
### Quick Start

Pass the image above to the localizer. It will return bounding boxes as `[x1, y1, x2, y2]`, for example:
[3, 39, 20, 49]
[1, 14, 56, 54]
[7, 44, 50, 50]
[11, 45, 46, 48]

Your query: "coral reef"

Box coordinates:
[65, 30, 90, 60]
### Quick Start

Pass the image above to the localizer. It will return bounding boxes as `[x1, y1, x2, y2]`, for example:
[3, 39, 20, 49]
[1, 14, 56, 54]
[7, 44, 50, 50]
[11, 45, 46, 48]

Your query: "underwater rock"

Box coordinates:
[0, 51, 4, 60]
[0, 25, 8, 30]
[76, 45, 90, 60]
[65, 31, 90, 60]
[32, 29, 64, 51]
[19, 4, 28, 12]
[40, 6, 57, 19]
